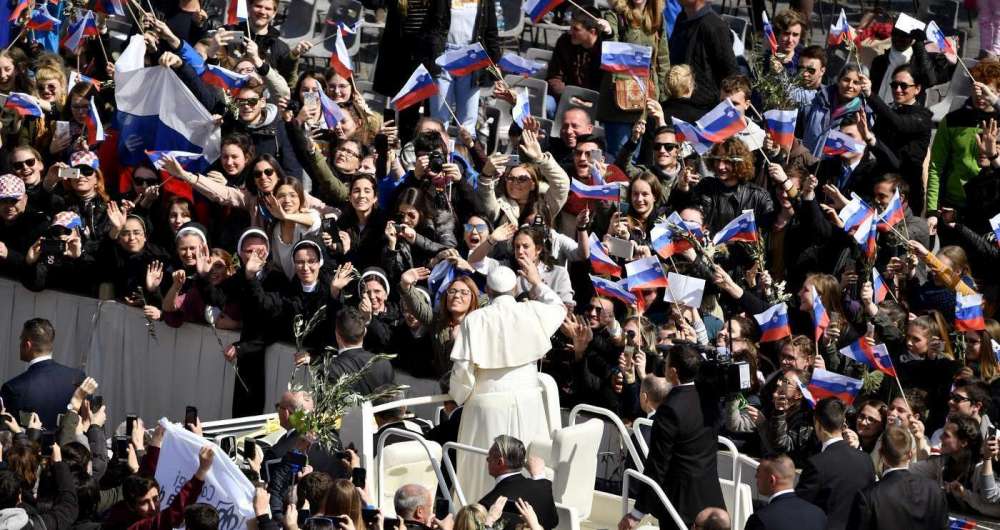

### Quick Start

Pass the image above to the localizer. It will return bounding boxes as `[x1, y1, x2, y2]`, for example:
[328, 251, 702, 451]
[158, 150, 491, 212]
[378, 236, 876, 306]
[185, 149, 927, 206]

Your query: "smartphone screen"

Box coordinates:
[242, 439, 256, 460]
[126, 415, 137, 437]
[18, 411, 32, 428]
[185, 406, 198, 427]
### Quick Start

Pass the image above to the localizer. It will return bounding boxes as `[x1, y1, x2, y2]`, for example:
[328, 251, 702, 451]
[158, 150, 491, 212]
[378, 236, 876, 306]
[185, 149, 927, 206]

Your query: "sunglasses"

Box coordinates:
[463, 223, 488, 233]
[889, 81, 915, 90]
[949, 393, 971, 403]
[12, 158, 36, 170]
[653, 142, 678, 152]
[75, 165, 96, 177]
[253, 168, 275, 178]
[586, 305, 603, 314]
[236, 97, 261, 107]
[507, 174, 533, 183]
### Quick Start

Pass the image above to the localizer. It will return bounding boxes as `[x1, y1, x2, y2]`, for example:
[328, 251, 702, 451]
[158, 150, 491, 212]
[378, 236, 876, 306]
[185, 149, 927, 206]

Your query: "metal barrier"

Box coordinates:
[375, 427, 455, 515]
[621, 469, 687, 530]
[568, 404, 646, 473]
[441, 441, 490, 507]
[359, 394, 452, 476]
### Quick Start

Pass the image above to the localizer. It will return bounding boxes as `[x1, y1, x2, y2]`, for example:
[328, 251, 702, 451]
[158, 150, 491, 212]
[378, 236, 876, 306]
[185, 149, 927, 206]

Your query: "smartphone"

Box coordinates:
[185, 406, 198, 428]
[617, 183, 630, 214]
[88, 395, 104, 411]
[56, 413, 64, 427]
[304, 518, 337, 530]
[18, 411, 32, 428]
[58, 167, 80, 180]
[40, 432, 55, 456]
[588, 149, 605, 164]
[361, 509, 380, 526]
[112, 436, 129, 460]
[126, 414, 137, 437]
[242, 439, 256, 460]
[507, 154, 520, 167]
[381, 518, 399, 530]
[220, 436, 237, 458]
[989, 425, 998, 440]
[382, 107, 396, 123]
[284, 450, 308, 469]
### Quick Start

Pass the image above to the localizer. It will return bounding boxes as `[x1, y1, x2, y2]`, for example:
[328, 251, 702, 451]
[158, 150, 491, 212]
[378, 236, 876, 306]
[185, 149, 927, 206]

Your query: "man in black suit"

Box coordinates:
[619, 344, 724, 530]
[266, 390, 342, 478]
[796, 398, 876, 530]
[326, 307, 395, 394]
[746, 455, 826, 530]
[846, 425, 949, 530]
[0, 318, 84, 428]
[478, 435, 558, 530]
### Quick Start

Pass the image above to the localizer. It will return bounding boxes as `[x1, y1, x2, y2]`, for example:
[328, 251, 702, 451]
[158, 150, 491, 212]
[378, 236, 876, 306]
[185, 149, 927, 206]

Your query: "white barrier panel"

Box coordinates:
[0, 278, 296, 429]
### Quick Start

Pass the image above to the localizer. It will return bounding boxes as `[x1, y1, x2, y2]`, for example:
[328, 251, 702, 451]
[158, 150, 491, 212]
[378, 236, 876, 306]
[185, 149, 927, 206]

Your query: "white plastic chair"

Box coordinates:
[374, 428, 452, 516]
[528, 418, 604, 520]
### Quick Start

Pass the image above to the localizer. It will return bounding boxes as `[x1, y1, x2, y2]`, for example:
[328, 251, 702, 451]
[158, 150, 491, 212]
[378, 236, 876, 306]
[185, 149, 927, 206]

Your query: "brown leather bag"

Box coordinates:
[612, 14, 659, 112]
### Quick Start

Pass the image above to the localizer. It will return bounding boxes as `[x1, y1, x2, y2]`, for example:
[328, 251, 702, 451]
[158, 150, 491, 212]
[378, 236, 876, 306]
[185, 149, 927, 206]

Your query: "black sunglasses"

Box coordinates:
[949, 393, 971, 403]
[253, 168, 275, 178]
[75, 165, 96, 176]
[12, 158, 36, 170]
[653, 142, 678, 152]
[890, 81, 915, 90]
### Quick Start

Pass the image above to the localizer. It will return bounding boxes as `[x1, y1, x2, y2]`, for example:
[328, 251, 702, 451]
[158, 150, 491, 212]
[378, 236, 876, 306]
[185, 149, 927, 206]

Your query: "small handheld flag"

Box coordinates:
[435, 43, 491, 77]
[827, 9, 855, 47]
[955, 293, 986, 331]
[808, 368, 862, 404]
[200, 64, 249, 94]
[600, 42, 652, 76]
[225, 0, 248, 25]
[838, 338, 896, 377]
[672, 117, 714, 155]
[989, 212, 1000, 248]
[569, 179, 622, 201]
[695, 99, 746, 143]
[522, 0, 564, 24]
[84, 98, 105, 146]
[877, 188, 905, 232]
[498, 53, 543, 76]
[26, 5, 60, 31]
[3, 92, 44, 117]
[650, 211, 704, 259]
[712, 210, 758, 245]
[822, 130, 867, 157]
[762, 11, 778, 54]
[754, 303, 792, 342]
[318, 89, 345, 130]
[763, 109, 797, 151]
[390, 64, 438, 112]
[92, 0, 125, 16]
[588, 234, 622, 278]
[810, 285, 830, 340]
[872, 268, 889, 304]
[61, 11, 98, 54]
[591, 275, 636, 305]
[329, 30, 354, 79]
[625, 256, 669, 291]
[512, 87, 531, 129]
[9, 0, 29, 20]
[145, 150, 205, 170]
[838, 193, 876, 233]
[926, 20, 957, 59]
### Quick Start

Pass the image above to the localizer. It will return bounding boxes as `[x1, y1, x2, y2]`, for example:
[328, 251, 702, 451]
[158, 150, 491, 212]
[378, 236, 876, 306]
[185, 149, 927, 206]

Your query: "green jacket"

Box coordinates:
[596, 9, 670, 123]
[927, 105, 994, 213]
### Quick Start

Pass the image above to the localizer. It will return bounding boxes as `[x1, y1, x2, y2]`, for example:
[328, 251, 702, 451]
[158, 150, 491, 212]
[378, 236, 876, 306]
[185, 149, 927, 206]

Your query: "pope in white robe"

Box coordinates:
[449, 265, 567, 504]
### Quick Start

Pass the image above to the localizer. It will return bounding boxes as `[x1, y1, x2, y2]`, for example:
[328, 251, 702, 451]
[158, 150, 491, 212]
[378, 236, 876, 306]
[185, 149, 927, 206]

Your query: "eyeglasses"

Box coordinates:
[949, 393, 971, 403]
[37, 82, 59, 92]
[235, 97, 261, 107]
[464, 223, 488, 233]
[586, 305, 603, 314]
[890, 81, 915, 91]
[446, 288, 472, 298]
[75, 166, 96, 177]
[336, 147, 361, 159]
[653, 142, 678, 152]
[12, 158, 36, 170]
[508, 174, 533, 184]
[253, 168, 275, 178]
[857, 414, 880, 424]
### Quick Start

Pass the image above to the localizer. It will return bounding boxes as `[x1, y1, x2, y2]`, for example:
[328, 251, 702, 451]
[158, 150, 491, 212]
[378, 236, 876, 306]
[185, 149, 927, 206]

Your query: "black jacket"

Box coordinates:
[667, 6, 738, 110]
[744, 492, 826, 530]
[636, 385, 725, 526]
[0, 210, 48, 279]
[223, 25, 295, 80]
[1, 359, 85, 429]
[22, 462, 79, 530]
[362, 0, 449, 97]
[479, 474, 558, 530]
[325, 347, 395, 395]
[680, 178, 775, 234]
[795, 439, 876, 530]
[869, 95, 933, 209]
[869, 42, 937, 99]
[846, 469, 948, 530]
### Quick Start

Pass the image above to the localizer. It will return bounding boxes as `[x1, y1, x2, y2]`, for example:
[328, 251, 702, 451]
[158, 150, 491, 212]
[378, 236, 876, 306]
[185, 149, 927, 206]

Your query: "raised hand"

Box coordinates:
[145, 261, 164, 292]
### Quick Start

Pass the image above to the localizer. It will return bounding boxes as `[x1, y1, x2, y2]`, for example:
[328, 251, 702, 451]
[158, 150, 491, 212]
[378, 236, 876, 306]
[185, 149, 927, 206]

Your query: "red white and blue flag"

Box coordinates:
[61, 11, 98, 54]
[225, 0, 248, 25]
[512, 87, 531, 129]
[955, 293, 986, 331]
[810, 285, 830, 340]
[827, 9, 855, 47]
[650, 211, 704, 259]
[319, 89, 345, 129]
[435, 43, 492, 77]
[763, 108, 796, 150]
[145, 150, 205, 170]
[522, 0, 564, 23]
[754, 303, 792, 342]
[625, 256, 669, 290]
[798, 379, 817, 408]
[877, 188, 905, 232]
[9, 0, 29, 20]
[762, 11, 778, 54]
[808, 368, 862, 404]
[927, 20, 957, 59]
[860, 211, 878, 259]
[69, 71, 101, 92]
[672, 117, 714, 155]
[570, 179, 621, 201]
[589, 234, 622, 278]
[3, 92, 43, 117]
[948, 516, 978, 530]
[989, 212, 1000, 248]
[391, 64, 438, 112]
[201, 64, 249, 94]
[498, 53, 543, 76]
[838, 193, 876, 233]
[329, 30, 353, 79]
[839, 339, 896, 377]
[712, 210, 758, 245]
[84, 98, 105, 145]
[873, 268, 889, 303]
[823, 130, 866, 157]
[600, 42, 652, 77]
[27, 5, 60, 31]
[92, 0, 125, 16]
[590, 275, 636, 306]
[325, 20, 359, 36]
[696, 99, 746, 143]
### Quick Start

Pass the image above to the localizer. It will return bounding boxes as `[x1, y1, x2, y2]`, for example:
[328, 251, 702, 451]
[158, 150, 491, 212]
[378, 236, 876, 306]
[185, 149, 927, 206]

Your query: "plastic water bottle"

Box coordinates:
[495, 0, 505, 31]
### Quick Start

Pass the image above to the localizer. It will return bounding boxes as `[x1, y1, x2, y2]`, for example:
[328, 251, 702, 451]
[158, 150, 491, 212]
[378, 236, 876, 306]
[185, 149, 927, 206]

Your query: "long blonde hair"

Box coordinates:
[611, 0, 664, 35]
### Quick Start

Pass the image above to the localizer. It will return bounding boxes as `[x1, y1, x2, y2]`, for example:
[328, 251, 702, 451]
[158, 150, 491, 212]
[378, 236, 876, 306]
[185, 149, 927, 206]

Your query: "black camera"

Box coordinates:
[427, 151, 445, 173]
[40, 238, 66, 255]
[699, 346, 751, 397]
[321, 208, 342, 234]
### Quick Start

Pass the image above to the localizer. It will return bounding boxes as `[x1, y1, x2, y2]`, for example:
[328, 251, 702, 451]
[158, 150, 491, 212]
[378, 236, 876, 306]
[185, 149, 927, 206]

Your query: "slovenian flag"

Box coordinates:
[201, 64, 249, 94]
[591, 275, 636, 305]
[588, 234, 621, 277]
[838, 193, 876, 232]
[522, 0, 564, 23]
[84, 98, 105, 145]
[873, 268, 889, 303]
[712, 210, 757, 245]
[798, 379, 817, 408]
[808, 368, 862, 404]
[600, 41, 652, 76]
[877, 188, 905, 232]
[696, 98, 746, 143]
[145, 150, 205, 170]
[512, 86, 531, 129]
[810, 284, 830, 340]
[827, 9, 855, 47]
[225, 0, 248, 25]
[61, 11, 97, 54]
[672, 117, 714, 154]
[329, 30, 353, 79]
[3, 92, 43, 117]
[762, 11, 778, 54]
[926, 20, 957, 60]
[989, 212, 1000, 248]
[92, 0, 125, 16]
[763, 109, 796, 150]
[822, 130, 866, 157]
[754, 303, 791, 342]
[569, 179, 621, 201]
[326, 20, 359, 36]
[650, 212, 703, 258]
[948, 517, 978, 530]
[68, 71, 101, 92]
[318, 89, 345, 129]
[839, 339, 896, 377]
[498, 53, 543, 76]
[391, 64, 438, 112]
[625, 256, 669, 290]
[435, 43, 492, 77]
[855, 212, 878, 259]
[955, 293, 986, 331]
[26, 5, 59, 31]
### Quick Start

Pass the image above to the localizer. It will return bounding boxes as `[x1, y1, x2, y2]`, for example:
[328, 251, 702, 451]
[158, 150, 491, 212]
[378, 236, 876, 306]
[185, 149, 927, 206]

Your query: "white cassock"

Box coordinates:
[449, 282, 566, 504]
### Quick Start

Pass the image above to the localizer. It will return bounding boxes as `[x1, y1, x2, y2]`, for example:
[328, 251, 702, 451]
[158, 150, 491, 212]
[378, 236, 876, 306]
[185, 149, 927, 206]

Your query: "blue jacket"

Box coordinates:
[801, 85, 872, 157]
[1, 359, 85, 429]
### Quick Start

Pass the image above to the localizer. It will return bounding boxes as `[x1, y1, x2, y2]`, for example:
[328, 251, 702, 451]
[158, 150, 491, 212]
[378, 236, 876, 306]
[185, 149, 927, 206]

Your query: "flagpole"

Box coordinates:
[442, 99, 461, 128]
[308, 30, 340, 47]
[123, 0, 143, 28]
[5, 26, 27, 51]
[565, 0, 603, 23]
[95, 34, 109, 63]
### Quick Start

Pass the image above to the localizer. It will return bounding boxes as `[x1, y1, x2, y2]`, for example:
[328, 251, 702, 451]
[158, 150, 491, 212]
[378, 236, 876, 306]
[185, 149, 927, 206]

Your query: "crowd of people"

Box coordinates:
[0, 0, 998, 526]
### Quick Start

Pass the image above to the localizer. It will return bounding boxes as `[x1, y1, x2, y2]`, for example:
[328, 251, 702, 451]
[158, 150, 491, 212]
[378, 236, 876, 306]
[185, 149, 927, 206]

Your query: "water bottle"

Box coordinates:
[495, 0, 505, 32]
